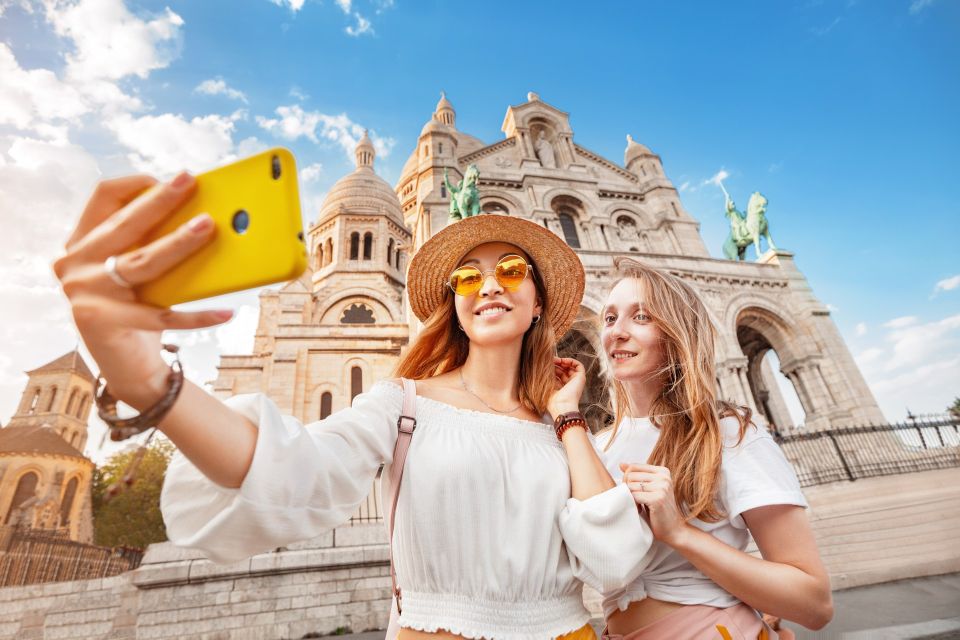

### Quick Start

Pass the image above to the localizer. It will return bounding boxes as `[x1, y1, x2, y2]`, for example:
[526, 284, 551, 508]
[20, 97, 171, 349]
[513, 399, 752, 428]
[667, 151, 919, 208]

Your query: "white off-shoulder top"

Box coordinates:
[161, 381, 653, 640]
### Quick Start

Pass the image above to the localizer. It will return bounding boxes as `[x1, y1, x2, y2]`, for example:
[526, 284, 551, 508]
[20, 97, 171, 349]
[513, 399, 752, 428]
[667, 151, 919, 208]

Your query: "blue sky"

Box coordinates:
[0, 0, 957, 459]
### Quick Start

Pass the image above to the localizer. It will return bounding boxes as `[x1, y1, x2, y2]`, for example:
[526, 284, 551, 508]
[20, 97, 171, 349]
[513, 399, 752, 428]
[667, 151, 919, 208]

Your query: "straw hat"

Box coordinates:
[406, 214, 585, 336]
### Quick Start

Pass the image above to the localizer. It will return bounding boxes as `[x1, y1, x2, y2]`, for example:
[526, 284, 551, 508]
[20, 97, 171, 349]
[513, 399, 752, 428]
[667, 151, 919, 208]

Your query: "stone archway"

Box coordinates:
[557, 309, 611, 433]
[735, 307, 808, 433]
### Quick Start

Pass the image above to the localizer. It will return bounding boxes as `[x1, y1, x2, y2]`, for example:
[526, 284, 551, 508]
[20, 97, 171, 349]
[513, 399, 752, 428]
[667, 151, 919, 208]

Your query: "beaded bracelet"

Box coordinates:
[554, 411, 588, 441]
[95, 344, 184, 441]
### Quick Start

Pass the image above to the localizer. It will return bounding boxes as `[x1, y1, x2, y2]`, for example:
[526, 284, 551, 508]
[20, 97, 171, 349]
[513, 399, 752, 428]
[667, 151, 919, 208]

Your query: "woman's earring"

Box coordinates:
[458, 322, 465, 331]
[531, 315, 541, 326]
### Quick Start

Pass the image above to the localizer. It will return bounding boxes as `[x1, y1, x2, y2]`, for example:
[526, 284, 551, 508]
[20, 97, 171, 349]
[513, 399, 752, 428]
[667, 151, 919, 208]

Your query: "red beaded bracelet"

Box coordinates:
[554, 411, 588, 441]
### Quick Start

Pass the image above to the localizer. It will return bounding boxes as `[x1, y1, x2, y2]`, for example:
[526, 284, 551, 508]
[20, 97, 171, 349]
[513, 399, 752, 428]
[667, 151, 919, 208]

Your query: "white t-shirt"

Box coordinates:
[161, 381, 653, 640]
[597, 413, 807, 614]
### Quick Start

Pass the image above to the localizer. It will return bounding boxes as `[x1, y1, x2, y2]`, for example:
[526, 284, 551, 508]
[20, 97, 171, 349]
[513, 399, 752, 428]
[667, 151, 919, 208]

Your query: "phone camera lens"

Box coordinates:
[271, 155, 282, 180]
[232, 209, 250, 234]
[297, 231, 304, 243]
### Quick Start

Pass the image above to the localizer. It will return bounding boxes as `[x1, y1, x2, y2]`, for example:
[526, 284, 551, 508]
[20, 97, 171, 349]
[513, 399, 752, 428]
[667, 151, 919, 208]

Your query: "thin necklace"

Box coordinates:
[459, 369, 522, 415]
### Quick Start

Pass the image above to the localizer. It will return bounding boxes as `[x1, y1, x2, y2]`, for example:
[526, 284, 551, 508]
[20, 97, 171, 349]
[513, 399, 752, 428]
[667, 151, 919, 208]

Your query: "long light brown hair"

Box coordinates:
[602, 257, 751, 523]
[395, 257, 558, 415]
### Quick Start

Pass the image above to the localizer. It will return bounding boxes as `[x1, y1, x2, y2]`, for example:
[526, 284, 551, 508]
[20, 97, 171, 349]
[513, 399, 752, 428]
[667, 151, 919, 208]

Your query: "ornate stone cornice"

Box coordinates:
[574, 145, 638, 183]
[459, 138, 516, 164]
[671, 270, 790, 290]
[477, 178, 523, 190]
[598, 189, 645, 202]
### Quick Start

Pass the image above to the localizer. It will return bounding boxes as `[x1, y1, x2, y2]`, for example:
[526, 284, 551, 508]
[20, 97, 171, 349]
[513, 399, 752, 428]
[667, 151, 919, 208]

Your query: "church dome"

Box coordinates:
[319, 130, 404, 224]
[624, 134, 655, 166]
[419, 118, 452, 138]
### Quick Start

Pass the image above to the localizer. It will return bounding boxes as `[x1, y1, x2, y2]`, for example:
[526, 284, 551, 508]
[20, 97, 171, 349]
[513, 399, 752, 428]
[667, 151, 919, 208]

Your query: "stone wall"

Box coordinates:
[0, 524, 393, 640]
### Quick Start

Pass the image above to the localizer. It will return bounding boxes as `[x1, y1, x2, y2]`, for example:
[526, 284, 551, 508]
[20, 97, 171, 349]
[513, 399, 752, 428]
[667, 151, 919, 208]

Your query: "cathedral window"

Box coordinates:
[351, 366, 363, 401]
[66, 388, 79, 415]
[316, 244, 324, 270]
[395, 248, 401, 270]
[320, 392, 332, 419]
[438, 143, 443, 154]
[363, 232, 373, 260]
[341, 303, 376, 324]
[4, 472, 39, 524]
[77, 393, 89, 418]
[482, 202, 509, 215]
[557, 212, 581, 249]
[60, 477, 78, 526]
[350, 232, 360, 260]
[325, 238, 334, 266]
[441, 183, 447, 198]
[28, 388, 40, 414]
[387, 238, 394, 265]
[46, 386, 57, 412]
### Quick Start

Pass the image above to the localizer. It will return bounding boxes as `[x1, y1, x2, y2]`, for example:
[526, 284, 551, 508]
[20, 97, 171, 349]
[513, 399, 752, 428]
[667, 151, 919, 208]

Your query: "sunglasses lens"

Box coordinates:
[496, 256, 528, 290]
[450, 267, 483, 295]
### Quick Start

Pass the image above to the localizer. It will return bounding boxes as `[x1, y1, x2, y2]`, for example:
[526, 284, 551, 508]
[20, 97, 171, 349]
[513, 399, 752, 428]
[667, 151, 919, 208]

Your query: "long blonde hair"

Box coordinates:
[395, 261, 558, 415]
[602, 257, 750, 523]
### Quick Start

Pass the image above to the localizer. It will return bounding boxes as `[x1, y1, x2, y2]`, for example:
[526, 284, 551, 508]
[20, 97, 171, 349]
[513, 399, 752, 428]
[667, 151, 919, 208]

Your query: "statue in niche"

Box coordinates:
[616, 216, 640, 242]
[534, 131, 556, 168]
[341, 303, 376, 324]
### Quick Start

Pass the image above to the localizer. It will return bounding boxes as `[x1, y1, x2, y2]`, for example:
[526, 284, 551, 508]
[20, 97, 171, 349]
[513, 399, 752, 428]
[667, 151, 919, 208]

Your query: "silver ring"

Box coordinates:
[104, 255, 133, 288]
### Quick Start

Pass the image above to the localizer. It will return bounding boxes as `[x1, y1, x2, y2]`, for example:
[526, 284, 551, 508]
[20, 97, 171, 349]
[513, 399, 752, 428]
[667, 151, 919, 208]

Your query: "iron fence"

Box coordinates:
[776, 415, 960, 487]
[0, 526, 143, 587]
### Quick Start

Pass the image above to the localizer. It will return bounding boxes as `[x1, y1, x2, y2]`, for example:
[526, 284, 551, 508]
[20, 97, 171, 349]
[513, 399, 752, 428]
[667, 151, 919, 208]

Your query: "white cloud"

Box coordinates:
[107, 112, 239, 177]
[910, 0, 936, 14]
[195, 78, 248, 103]
[883, 315, 918, 329]
[883, 314, 960, 372]
[826, 303, 840, 313]
[335, 0, 350, 12]
[0, 43, 89, 132]
[934, 274, 960, 293]
[855, 322, 867, 336]
[300, 162, 323, 183]
[269, 0, 305, 11]
[0, 136, 102, 428]
[214, 304, 260, 355]
[256, 104, 395, 161]
[43, 0, 184, 83]
[345, 12, 372, 36]
[702, 169, 729, 192]
[853, 313, 960, 421]
[678, 181, 690, 192]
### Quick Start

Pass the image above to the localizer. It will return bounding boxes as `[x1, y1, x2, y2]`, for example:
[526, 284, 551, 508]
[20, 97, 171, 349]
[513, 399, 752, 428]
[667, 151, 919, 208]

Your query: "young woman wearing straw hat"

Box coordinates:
[52, 172, 653, 640]
[589, 257, 832, 639]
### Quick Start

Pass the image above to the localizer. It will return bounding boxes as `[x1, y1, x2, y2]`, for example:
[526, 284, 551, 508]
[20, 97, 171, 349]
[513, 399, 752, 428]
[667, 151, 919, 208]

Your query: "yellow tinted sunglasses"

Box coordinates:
[447, 255, 534, 296]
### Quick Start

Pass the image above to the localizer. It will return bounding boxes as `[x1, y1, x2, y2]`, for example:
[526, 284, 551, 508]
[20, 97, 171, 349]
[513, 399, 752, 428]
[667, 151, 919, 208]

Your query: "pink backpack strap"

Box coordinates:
[387, 377, 417, 615]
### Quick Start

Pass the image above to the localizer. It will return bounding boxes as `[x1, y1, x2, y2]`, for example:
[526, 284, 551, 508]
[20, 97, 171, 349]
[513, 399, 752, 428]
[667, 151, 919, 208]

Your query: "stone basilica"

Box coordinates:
[211, 92, 884, 434]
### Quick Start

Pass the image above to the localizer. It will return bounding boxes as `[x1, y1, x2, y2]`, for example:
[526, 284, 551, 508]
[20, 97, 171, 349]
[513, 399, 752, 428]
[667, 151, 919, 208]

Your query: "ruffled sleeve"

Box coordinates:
[558, 483, 655, 592]
[160, 381, 402, 563]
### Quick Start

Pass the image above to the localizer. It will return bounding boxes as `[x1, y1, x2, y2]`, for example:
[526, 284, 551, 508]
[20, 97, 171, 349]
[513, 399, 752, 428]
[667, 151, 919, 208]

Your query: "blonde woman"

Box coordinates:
[593, 257, 832, 639]
[53, 172, 652, 639]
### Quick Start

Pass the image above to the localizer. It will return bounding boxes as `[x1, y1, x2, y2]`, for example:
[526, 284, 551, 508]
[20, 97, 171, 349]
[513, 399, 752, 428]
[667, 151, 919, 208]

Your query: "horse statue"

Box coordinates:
[722, 190, 776, 260]
[722, 197, 751, 261]
[444, 164, 481, 220]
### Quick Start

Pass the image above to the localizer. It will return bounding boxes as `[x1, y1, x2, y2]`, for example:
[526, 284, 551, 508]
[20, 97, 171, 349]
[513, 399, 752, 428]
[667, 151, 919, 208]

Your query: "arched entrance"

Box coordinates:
[735, 308, 808, 434]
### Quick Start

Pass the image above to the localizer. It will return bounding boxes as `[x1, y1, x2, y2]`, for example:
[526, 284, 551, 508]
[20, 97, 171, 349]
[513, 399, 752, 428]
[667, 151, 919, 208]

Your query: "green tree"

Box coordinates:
[92, 437, 176, 549]
[950, 397, 960, 419]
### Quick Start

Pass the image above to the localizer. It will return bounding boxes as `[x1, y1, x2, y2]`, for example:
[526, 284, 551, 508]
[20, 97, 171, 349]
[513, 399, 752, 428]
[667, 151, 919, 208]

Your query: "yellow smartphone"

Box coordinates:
[136, 148, 308, 308]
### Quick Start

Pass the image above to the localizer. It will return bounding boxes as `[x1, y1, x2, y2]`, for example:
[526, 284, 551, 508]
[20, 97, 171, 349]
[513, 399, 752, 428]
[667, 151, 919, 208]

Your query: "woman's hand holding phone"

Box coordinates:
[52, 172, 234, 410]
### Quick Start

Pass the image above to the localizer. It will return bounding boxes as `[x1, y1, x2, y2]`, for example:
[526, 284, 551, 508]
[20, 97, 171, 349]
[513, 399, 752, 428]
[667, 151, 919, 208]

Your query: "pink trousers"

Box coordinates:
[602, 603, 778, 640]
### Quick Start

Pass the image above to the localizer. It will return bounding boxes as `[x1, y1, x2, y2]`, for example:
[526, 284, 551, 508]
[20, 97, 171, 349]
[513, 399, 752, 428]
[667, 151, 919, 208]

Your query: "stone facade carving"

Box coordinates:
[212, 93, 883, 439]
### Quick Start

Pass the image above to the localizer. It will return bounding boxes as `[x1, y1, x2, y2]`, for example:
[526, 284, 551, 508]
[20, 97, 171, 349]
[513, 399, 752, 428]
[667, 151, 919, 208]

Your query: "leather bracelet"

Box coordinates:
[95, 344, 184, 441]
